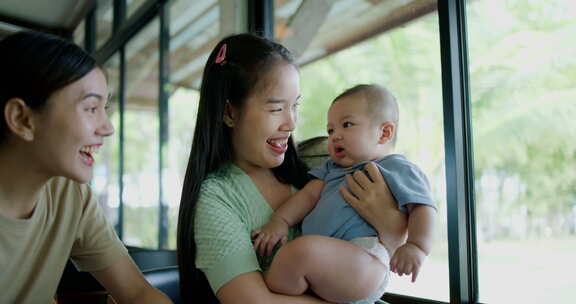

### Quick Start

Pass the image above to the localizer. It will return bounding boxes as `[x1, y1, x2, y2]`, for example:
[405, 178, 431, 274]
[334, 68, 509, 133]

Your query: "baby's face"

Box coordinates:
[326, 96, 385, 167]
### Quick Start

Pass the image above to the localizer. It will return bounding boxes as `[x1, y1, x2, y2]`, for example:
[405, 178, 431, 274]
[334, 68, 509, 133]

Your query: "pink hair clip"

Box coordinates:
[215, 43, 227, 64]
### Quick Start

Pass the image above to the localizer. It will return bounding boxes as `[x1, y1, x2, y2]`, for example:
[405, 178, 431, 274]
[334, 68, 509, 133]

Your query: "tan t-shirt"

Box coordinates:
[0, 177, 128, 304]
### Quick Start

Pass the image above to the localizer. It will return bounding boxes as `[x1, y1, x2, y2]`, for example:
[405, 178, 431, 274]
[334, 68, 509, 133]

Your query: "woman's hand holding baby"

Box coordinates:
[339, 162, 408, 252]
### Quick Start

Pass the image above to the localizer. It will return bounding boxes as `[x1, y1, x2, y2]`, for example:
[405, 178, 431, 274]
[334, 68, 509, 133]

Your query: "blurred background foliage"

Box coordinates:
[295, 0, 576, 243]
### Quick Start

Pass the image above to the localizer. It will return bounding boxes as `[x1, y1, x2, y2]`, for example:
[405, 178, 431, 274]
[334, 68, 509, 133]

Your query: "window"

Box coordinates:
[73, 19, 85, 46]
[94, 53, 122, 231]
[123, 17, 161, 248]
[96, 0, 114, 48]
[127, 0, 148, 17]
[278, 0, 449, 301]
[467, 0, 576, 302]
[166, 88, 199, 248]
[165, 0, 243, 248]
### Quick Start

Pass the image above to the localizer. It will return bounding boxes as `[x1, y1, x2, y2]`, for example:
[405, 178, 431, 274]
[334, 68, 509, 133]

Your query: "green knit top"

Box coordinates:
[194, 164, 298, 293]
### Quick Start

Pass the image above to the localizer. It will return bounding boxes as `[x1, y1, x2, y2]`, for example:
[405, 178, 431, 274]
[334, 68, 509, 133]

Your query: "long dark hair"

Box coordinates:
[0, 31, 96, 145]
[177, 33, 309, 302]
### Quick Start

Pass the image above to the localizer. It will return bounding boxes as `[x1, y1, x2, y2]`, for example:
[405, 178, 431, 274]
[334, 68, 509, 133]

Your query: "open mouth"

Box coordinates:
[267, 138, 288, 154]
[79, 145, 99, 166]
[334, 146, 346, 158]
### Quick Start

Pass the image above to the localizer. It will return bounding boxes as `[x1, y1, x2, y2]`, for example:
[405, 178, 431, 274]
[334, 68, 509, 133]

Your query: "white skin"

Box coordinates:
[0, 68, 171, 303]
[252, 94, 436, 302]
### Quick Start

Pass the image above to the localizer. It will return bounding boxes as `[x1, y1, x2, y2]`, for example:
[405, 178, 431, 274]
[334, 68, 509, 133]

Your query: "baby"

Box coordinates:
[252, 84, 437, 303]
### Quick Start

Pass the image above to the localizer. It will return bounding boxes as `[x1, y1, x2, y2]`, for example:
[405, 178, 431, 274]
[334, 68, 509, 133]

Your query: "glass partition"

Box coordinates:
[467, 0, 576, 302]
[96, 0, 114, 48]
[94, 53, 122, 231]
[123, 17, 160, 248]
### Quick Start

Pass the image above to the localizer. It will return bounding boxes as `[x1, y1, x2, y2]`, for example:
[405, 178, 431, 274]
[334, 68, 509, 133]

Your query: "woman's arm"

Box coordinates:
[339, 162, 408, 253]
[217, 271, 332, 304]
[91, 255, 172, 304]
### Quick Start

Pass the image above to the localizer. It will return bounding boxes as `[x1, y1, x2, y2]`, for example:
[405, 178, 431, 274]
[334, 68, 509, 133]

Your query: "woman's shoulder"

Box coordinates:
[41, 177, 94, 220]
[197, 164, 260, 216]
[202, 164, 246, 190]
[44, 177, 90, 203]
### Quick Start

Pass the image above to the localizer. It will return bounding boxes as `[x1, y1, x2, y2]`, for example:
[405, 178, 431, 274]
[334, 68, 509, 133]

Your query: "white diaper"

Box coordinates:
[346, 236, 391, 304]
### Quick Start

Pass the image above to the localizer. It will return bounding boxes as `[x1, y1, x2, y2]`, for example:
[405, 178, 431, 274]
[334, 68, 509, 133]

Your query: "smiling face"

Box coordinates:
[327, 94, 391, 168]
[29, 68, 113, 183]
[229, 62, 300, 173]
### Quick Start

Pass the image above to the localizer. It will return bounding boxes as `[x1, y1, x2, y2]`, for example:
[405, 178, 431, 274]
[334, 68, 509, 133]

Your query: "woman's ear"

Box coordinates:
[223, 101, 236, 128]
[4, 98, 36, 141]
[378, 121, 395, 144]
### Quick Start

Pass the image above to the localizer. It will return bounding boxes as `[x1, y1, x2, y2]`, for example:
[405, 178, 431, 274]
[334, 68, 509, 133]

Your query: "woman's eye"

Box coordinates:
[343, 122, 353, 128]
[327, 129, 333, 135]
[270, 108, 282, 112]
[86, 106, 98, 113]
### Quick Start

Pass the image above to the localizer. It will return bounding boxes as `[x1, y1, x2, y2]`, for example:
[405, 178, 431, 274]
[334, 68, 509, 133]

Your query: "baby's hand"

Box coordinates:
[390, 242, 427, 282]
[251, 215, 289, 256]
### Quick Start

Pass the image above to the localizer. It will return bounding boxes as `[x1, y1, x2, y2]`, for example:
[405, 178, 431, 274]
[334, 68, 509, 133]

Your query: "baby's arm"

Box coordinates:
[390, 204, 436, 282]
[252, 179, 324, 256]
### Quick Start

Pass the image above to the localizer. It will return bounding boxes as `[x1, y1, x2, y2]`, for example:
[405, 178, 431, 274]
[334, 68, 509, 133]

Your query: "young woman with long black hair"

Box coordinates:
[177, 33, 407, 303]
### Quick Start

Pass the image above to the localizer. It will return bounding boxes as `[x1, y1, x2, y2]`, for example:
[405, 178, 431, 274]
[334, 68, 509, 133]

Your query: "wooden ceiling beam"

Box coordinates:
[280, 0, 333, 61]
[300, 0, 437, 65]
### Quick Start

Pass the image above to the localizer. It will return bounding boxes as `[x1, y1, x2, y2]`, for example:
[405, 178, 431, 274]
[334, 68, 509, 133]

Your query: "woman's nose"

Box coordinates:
[97, 114, 115, 137]
[280, 110, 296, 132]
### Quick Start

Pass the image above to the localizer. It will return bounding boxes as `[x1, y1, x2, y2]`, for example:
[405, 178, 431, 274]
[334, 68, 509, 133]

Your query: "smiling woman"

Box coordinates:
[30, 68, 113, 183]
[177, 33, 408, 304]
[0, 31, 172, 304]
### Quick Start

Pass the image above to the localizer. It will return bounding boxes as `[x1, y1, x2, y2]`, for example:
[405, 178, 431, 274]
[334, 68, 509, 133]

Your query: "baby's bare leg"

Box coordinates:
[265, 235, 387, 303]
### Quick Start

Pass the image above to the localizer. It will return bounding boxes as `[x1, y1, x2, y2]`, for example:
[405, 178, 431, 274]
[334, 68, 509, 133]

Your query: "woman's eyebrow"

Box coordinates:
[266, 95, 302, 104]
[265, 98, 286, 104]
[81, 92, 105, 101]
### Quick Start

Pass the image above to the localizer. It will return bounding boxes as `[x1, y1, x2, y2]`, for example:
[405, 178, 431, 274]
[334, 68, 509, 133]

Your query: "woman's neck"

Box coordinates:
[233, 159, 276, 180]
[233, 162, 292, 211]
[0, 147, 50, 219]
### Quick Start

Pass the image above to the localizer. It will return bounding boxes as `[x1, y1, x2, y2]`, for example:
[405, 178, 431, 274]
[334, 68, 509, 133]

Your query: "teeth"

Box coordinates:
[267, 138, 288, 146]
[80, 145, 99, 154]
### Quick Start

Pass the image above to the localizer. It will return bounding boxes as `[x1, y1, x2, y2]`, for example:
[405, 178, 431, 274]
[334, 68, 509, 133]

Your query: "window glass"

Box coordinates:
[166, 88, 199, 248]
[73, 19, 85, 47]
[467, 0, 576, 302]
[127, 0, 148, 18]
[167, 0, 238, 248]
[96, 0, 114, 48]
[169, 0, 220, 89]
[94, 53, 121, 231]
[124, 17, 160, 248]
[280, 0, 449, 301]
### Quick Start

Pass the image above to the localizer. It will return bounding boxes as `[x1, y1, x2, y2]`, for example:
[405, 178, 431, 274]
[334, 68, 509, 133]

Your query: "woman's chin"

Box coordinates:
[267, 154, 285, 168]
[65, 169, 93, 184]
